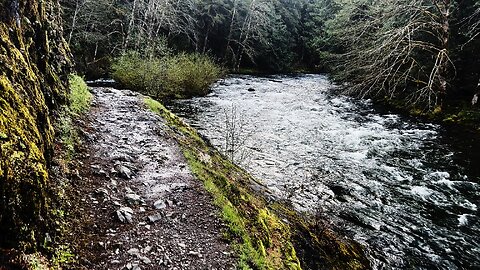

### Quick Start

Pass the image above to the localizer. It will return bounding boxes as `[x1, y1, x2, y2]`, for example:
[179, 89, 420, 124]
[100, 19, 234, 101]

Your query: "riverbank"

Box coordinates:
[48, 86, 371, 269]
[371, 96, 480, 133]
[145, 96, 370, 269]
[165, 74, 480, 269]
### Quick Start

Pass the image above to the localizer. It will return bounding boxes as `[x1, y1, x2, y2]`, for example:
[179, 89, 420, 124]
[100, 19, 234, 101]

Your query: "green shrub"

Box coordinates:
[68, 74, 92, 115]
[112, 51, 224, 99]
[164, 53, 224, 97]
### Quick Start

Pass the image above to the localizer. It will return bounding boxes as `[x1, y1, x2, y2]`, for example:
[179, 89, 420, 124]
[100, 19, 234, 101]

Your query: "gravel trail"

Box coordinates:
[68, 87, 235, 270]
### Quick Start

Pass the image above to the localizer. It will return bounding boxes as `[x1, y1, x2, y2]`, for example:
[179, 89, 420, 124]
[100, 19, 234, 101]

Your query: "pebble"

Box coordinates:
[115, 164, 132, 179]
[147, 213, 162, 223]
[116, 207, 134, 223]
[188, 251, 202, 258]
[95, 188, 109, 197]
[140, 256, 151, 264]
[153, 199, 166, 209]
[127, 248, 140, 256]
[125, 193, 143, 205]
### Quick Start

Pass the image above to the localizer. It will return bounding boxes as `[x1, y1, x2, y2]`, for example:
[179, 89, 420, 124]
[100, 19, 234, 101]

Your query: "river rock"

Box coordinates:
[115, 164, 132, 179]
[125, 193, 143, 205]
[117, 207, 134, 223]
[147, 213, 162, 223]
[153, 199, 166, 209]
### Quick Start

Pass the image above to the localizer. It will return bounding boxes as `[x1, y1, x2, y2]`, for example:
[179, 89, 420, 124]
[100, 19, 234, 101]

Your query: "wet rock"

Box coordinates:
[95, 188, 109, 197]
[115, 164, 132, 179]
[153, 199, 166, 209]
[125, 193, 143, 205]
[127, 248, 140, 256]
[116, 207, 134, 223]
[147, 213, 162, 223]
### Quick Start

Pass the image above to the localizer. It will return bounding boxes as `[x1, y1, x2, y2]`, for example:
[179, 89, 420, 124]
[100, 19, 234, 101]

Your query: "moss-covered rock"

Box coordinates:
[0, 0, 71, 250]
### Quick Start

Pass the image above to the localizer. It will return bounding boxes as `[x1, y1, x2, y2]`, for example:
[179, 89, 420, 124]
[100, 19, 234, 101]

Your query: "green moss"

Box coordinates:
[0, 0, 71, 258]
[58, 75, 91, 160]
[68, 74, 92, 116]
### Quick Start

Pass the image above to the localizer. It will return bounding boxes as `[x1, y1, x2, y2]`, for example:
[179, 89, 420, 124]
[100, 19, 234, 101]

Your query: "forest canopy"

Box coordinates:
[61, 0, 480, 109]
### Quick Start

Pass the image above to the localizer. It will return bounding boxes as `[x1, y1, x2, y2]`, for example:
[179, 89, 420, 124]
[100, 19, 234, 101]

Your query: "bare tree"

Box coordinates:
[222, 104, 253, 165]
[330, 0, 456, 109]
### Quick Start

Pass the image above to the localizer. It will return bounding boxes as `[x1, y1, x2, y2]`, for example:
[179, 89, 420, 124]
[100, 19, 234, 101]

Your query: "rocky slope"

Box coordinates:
[68, 87, 235, 269]
[0, 0, 70, 250]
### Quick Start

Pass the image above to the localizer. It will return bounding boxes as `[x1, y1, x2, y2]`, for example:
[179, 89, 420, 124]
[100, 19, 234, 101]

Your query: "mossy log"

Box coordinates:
[0, 0, 71, 250]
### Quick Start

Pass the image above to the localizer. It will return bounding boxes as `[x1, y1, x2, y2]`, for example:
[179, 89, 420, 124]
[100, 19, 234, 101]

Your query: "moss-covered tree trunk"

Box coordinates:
[0, 0, 71, 250]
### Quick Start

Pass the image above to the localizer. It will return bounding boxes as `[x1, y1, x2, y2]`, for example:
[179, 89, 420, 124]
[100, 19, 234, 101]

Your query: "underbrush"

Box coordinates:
[112, 52, 224, 99]
[59, 75, 92, 160]
[49, 74, 91, 268]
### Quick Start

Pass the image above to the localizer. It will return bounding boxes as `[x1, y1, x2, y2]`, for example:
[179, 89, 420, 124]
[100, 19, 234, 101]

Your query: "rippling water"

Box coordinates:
[166, 74, 480, 269]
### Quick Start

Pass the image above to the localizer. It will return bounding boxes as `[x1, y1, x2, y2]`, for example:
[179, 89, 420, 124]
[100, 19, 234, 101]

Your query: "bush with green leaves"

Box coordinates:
[112, 52, 223, 99]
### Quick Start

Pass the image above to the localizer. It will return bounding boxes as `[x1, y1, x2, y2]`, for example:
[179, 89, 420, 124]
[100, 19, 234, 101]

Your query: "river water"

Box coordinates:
[165, 74, 480, 269]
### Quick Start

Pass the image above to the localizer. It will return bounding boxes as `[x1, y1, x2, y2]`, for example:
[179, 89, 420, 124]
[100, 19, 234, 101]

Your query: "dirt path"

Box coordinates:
[68, 87, 235, 269]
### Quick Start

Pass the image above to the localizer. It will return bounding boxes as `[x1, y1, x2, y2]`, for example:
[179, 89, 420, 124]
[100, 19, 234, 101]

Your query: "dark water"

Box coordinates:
[166, 74, 480, 269]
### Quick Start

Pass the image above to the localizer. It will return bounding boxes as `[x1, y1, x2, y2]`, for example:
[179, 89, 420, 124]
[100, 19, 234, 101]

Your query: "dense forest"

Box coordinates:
[61, 0, 480, 110]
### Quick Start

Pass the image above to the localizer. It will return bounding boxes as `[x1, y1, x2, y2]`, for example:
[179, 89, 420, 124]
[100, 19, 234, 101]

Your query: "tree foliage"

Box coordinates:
[61, 0, 317, 74]
[61, 0, 480, 108]
[317, 0, 480, 108]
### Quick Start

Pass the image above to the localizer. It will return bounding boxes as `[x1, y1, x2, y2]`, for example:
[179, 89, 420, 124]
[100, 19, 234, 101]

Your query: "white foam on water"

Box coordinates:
[459, 200, 478, 211]
[169, 74, 480, 269]
[411, 186, 434, 198]
[458, 214, 469, 226]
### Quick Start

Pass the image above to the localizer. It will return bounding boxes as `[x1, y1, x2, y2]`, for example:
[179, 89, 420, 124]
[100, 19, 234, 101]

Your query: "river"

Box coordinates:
[165, 74, 480, 269]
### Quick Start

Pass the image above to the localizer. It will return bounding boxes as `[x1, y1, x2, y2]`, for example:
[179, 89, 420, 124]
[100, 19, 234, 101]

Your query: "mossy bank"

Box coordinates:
[0, 0, 71, 256]
[145, 98, 370, 270]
